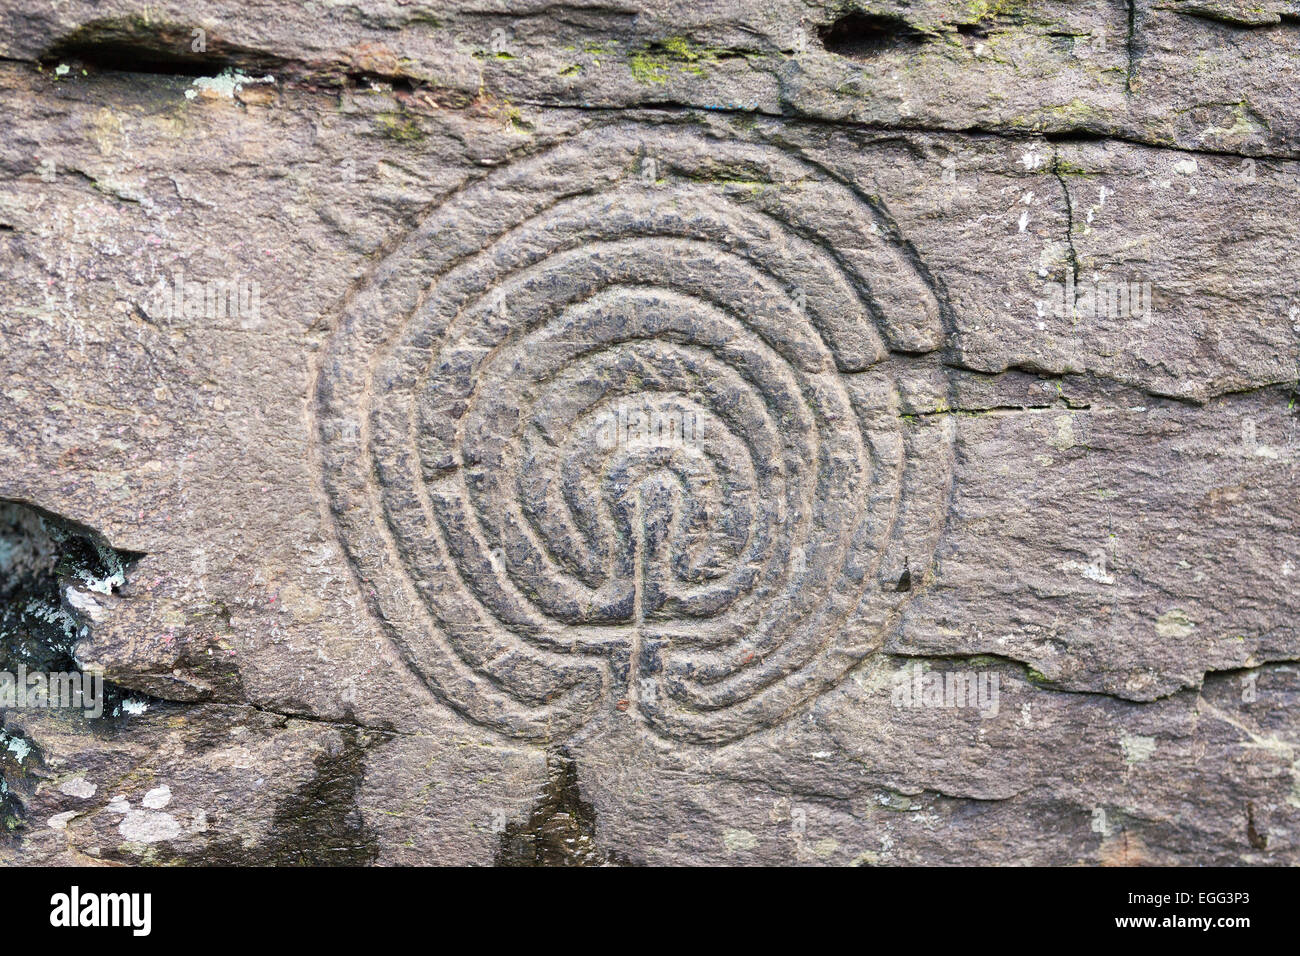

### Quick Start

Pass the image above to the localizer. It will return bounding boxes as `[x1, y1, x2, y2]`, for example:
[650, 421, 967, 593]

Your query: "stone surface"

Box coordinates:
[0, 0, 1297, 865]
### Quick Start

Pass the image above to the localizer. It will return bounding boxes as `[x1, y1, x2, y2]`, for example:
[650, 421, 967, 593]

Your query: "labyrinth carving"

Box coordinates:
[314, 122, 955, 744]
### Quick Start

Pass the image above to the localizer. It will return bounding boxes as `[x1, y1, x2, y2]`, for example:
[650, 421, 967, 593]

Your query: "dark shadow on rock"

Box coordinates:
[496, 746, 623, 866]
[255, 725, 384, 866]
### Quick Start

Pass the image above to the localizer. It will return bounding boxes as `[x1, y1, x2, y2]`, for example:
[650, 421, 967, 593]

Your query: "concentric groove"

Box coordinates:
[315, 123, 954, 744]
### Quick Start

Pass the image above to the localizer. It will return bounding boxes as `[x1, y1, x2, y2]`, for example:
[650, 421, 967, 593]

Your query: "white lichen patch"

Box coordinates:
[58, 777, 98, 799]
[23, 597, 78, 640]
[1200, 103, 1267, 143]
[1121, 733, 1157, 764]
[118, 808, 182, 843]
[117, 698, 150, 717]
[1020, 148, 1044, 170]
[722, 828, 758, 852]
[142, 784, 172, 809]
[811, 837, 838, 858]
[1155, 608, 1195, 639]
[63, 586, 106, 622]
[105, 795, 131, 815]
[47, 810, 79, 830]
[190, 69, 275, 100]
[1, 731, 32, 763]
[75, 540, 129, 595]
[1059, 557, 1115, 585]
[1049, 414, 1076, 450]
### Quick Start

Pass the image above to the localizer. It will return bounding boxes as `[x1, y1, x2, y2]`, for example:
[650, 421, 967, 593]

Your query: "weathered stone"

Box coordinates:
[0, 0, 1296, 865]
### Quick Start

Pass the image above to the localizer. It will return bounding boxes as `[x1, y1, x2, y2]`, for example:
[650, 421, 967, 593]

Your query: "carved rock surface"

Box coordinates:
[0, 0, 1296, 865]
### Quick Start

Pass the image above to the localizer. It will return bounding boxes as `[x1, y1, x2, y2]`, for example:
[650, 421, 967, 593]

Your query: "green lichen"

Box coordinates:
[1017, 98, 1104, 130]
[962, 0, 1031, 19]
[1054, 159, 1095, 178]
[374, 112, 427, 142]
[629, 50, 670, 84]
[504, 107, 532, 134]
[658, 36, 699, 60]
[627, 36, 755, 84]
[684, 161, 772, 197]
[1025, 666, 1053, 685]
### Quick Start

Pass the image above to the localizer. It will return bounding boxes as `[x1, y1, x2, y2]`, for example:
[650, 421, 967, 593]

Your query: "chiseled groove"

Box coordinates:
[436, 307, 820, 648]
[314, 122, 955, 741]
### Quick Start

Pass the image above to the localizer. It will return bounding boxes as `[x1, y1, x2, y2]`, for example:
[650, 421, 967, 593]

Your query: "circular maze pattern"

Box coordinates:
[315, 122, 954, 744]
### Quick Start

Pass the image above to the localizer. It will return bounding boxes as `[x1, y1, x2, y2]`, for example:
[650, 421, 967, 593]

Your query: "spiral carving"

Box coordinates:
[314, 122, 953, 743]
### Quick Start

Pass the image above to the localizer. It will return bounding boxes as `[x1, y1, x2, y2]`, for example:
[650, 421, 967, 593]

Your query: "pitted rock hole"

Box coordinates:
[0, 500, 147, 745]
[0, 502, 142, 837]
[817, 13, 929, 58]
[0, 501, 141, 674]
[37, 16, 293, 76]
[42, 18, 235, 75]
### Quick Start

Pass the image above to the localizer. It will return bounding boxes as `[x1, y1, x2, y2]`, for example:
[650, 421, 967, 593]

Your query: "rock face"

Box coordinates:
[0, 1, 1297, 865]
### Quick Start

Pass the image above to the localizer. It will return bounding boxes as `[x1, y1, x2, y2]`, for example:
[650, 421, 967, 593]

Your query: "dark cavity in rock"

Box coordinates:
[0, 500, 145, 838]
[0, 500, 142, 673]
[818, 13, 928, 58]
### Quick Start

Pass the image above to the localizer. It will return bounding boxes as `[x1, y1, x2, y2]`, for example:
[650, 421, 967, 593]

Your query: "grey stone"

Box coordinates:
[0, 0, 1296, 865]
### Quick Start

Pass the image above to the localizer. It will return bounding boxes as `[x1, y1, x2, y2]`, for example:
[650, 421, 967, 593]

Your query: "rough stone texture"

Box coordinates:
[0, 1, 1296, 865]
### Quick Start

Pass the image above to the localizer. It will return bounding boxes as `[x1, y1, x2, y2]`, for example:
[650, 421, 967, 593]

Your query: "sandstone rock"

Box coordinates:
[0, 0, 1296, 865]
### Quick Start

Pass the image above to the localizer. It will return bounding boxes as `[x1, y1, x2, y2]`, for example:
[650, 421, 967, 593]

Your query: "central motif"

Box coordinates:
[315, 122, 953, 744]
